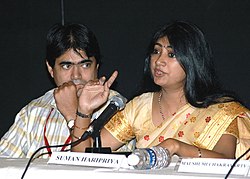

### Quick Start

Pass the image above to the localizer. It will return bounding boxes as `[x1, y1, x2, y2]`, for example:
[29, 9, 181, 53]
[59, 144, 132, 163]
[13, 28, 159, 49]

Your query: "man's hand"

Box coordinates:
[54, 81, 78, 120]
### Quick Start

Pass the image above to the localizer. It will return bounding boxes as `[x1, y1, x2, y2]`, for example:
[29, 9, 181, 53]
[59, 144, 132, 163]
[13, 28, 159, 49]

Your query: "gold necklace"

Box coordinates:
[158, 91, 166, 121]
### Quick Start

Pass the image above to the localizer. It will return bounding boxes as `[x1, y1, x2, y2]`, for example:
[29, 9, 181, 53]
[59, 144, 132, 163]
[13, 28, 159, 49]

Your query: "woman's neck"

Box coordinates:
[159, 88, 187, 116]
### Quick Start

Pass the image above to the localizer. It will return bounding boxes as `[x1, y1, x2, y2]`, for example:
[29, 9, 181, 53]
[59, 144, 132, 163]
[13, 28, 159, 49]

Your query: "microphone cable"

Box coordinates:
[21, 137, 83, 179]
[225, 147, 250, 178]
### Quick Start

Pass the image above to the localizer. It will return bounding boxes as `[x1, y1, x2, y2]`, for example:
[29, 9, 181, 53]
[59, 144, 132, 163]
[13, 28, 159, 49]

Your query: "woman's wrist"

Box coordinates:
[162, 138, 180, 156]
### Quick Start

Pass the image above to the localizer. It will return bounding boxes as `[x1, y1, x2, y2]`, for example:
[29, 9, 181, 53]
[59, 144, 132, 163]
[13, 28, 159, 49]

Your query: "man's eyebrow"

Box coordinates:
[59, 59, 92, 65]
[59, 61, 73, 65]
[77, 59, 92, 64]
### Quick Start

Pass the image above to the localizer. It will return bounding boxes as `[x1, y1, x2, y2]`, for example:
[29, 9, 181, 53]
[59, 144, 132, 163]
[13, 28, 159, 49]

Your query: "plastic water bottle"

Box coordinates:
[127, 146, 171, 169]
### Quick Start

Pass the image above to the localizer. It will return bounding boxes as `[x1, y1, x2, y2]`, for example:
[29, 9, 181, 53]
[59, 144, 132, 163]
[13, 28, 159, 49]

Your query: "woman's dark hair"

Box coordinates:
[46, 23, 101, 67]
[140, 20, 238, 108]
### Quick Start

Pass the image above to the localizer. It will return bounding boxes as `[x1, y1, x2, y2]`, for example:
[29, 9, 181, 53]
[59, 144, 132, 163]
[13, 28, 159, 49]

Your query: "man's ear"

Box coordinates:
[46, 60, 54, 78]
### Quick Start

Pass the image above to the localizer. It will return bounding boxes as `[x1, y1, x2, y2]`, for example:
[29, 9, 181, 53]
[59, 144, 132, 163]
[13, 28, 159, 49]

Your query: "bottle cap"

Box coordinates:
[127, 154, 140, 166]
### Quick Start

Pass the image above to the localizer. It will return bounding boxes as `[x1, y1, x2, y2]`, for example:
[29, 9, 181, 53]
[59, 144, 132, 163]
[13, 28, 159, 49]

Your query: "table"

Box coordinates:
[0, 156, 248, 179]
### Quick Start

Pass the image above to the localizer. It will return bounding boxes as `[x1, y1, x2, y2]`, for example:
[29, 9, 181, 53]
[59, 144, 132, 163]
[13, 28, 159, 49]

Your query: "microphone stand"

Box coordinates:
[85, 129, 111, 154]
[84, 129, 132, 157]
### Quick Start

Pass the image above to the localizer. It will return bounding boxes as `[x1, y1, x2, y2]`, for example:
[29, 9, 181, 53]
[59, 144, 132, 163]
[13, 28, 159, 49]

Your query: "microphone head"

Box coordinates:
[110, 94, 127, 110]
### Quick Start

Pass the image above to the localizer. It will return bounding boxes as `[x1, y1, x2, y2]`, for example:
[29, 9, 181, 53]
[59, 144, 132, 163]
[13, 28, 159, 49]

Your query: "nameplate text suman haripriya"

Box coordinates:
[48, 151, 130, 169]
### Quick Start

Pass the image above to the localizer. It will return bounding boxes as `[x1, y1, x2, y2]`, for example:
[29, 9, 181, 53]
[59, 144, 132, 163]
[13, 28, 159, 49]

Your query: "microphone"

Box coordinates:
[81, 94, 127, 141]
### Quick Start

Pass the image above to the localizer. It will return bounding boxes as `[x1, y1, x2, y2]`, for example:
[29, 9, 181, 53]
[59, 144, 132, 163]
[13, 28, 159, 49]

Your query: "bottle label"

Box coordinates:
[145, 148, 156, 168]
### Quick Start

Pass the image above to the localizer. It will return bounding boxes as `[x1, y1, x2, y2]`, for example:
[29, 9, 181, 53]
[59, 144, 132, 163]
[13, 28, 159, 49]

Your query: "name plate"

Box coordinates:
[48, 152, 130, 169]
[177, 158, 250, 176]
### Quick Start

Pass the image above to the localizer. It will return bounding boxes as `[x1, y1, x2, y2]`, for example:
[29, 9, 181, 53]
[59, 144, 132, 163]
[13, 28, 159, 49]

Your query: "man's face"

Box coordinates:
[46, 49, 99, 87]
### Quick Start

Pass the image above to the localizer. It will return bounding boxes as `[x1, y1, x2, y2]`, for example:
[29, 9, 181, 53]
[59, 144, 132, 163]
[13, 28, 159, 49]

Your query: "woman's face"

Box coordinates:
[150, 37, 186, 90]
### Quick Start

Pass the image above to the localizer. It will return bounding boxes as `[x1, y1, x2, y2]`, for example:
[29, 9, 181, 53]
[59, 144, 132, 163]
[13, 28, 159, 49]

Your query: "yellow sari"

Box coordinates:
[105, 92, 250, 159]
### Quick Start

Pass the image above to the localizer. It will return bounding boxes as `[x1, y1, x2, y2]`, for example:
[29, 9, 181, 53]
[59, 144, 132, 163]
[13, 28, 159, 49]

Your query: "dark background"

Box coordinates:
[0, 0, 249, 138]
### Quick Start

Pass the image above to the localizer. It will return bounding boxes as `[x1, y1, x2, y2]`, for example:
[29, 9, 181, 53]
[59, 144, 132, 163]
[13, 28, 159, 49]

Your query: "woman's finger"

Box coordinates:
[106, 71, 118, 88]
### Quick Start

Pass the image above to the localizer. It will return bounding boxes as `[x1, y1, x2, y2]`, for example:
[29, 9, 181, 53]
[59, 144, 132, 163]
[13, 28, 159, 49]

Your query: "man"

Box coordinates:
[0, 23, 119, 158]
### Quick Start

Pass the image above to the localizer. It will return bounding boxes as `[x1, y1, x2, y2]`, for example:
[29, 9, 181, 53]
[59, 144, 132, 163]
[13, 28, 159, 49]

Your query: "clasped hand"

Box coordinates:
[54, 71, 118, 119]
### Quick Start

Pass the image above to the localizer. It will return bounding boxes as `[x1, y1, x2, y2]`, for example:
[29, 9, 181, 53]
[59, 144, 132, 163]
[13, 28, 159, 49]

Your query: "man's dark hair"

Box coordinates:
[46, 23, 101, 67]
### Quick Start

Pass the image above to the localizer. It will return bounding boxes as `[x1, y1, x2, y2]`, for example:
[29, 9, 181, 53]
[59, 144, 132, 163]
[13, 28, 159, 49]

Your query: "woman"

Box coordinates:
[71, 20, 250, 159]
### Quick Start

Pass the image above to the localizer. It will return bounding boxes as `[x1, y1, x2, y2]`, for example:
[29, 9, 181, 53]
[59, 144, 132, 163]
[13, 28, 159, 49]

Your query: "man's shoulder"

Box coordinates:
[27, 89, 55, 107]
[14, 89, 55, 118]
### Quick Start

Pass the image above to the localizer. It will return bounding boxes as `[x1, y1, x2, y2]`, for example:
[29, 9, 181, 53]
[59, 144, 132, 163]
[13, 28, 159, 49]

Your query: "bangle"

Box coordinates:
[74, 125, 88, 131]
[76, 110, 92, 118]
[197, 147, 202, 158]
[71, 133, 82, 140]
